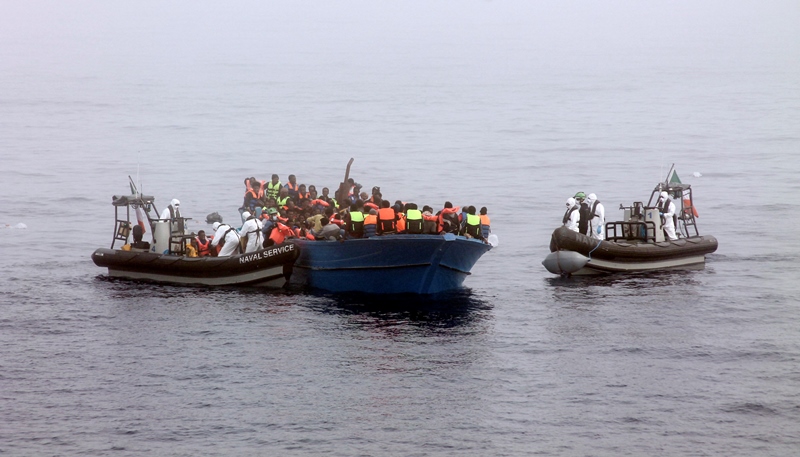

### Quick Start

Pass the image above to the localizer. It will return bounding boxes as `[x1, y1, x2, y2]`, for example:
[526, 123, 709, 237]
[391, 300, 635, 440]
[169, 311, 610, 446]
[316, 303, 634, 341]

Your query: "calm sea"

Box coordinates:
[2, 1, 799, 455]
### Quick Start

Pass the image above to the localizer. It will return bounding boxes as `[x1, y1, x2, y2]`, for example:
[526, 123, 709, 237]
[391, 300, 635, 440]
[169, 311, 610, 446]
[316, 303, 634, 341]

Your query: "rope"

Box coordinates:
[587, 239, 602, 261]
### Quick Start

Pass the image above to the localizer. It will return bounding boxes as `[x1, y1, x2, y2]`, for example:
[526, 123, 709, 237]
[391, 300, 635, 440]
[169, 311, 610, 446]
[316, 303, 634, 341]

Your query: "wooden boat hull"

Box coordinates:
[289, 233, 492, 294]
[91, 242, 299, 287]
[544, 226, 718, 275]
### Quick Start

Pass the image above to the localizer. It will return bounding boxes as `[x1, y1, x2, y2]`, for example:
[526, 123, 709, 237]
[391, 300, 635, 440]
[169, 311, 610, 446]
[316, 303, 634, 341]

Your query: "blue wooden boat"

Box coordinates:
[289, 234, 492, 294]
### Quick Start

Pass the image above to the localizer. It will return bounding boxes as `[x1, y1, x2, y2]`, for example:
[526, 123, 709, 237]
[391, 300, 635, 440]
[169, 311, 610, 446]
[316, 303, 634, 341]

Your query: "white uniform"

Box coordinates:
[563, 197, 580, 232]
[585, 193, 605, 240]
[239, 212, 264, 253]
[659, 192, 678, 240]
[211, 222, 241, 257]
[160, 199, 181, 221]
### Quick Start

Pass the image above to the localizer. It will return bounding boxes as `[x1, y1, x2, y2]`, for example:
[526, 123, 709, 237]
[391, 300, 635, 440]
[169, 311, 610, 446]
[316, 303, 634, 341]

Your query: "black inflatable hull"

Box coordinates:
[544, 226, 718, 275]
[92, 243, 299, 287]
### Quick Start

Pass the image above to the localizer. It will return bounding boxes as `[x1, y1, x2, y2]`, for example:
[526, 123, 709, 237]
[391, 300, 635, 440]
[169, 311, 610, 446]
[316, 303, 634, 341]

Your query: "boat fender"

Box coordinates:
[542, 250, 589, 275]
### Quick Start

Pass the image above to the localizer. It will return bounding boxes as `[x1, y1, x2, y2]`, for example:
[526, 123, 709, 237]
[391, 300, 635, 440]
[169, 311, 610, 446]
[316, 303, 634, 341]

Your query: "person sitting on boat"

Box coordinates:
[320, 187, 338, 209]
[658, 191, 679, 241]
[422, 206, 438, 234]
[239, 211, 264, 253]
[437, 201, 461, 234]
[462, 206, 484, 240]
[377, 200, 398, 235]
[563, 198, 580, 232]
[344, 203, 365, 238]
[266, 174, 281, 200]
[295, 184, 309, 205]
[364, 209, 378, 238]
[312, 217, 342, 241]
[404, 203, 424, 234]
[285, 174, 299, 200]
[240, 181, 264, 219]
[192, 230, 212, 257]
[130, 224, 150, 251]
[480, 206, 492, 239]
[211, 221, 242, 257]
[585, 193, 605, 240]
[393, 203, 407, 233]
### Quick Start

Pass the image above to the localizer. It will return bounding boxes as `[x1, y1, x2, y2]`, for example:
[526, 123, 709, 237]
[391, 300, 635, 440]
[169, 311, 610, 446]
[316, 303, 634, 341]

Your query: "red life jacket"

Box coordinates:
[195, 236, 211, 257]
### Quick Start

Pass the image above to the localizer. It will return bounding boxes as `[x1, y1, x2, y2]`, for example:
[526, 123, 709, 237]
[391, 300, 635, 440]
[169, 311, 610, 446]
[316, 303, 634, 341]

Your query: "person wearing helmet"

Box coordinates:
[239, 211, 263, 253]
[585, 193, 605, 240]
[658, 191, 678, 240]
[574, 192, 590, 235]
[563, 197, 580, 232]
[211, 220, 241, 257]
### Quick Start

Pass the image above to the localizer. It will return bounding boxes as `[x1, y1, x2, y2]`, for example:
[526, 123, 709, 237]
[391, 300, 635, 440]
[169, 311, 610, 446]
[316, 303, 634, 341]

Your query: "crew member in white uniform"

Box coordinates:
[658, 191, 678, 240]
[239, 211, 264, 253]
[160, 199, 181, 221]
[563, 197, 580, 232]
[211, 221, 241, 257]
[585, 193, 605, 240]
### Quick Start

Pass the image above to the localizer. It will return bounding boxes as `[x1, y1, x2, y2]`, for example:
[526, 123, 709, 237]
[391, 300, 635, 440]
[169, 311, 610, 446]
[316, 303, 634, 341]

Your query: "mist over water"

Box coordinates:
[2, 1, 800, 455]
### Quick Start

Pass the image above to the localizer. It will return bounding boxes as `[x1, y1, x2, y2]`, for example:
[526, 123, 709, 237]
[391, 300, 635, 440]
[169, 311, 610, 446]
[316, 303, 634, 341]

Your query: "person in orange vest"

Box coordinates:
[421, 205, 438, 234]
[240, 181, 263, 217]
[285, 174, 299, 200]
[377, 200, 397, 235]
[192, 230, 213, 257]
[364, 208, 378, 238]
[479, 206, 492, 239]
[437, 201, 461, 234]
[295, 184, 309, 205]
[393, 203, 406, 233]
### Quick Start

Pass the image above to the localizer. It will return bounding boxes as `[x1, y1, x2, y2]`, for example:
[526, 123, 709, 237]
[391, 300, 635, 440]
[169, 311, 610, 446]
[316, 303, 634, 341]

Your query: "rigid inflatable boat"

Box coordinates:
[543, 171, 718, 276]
[91, 182, 298, 287]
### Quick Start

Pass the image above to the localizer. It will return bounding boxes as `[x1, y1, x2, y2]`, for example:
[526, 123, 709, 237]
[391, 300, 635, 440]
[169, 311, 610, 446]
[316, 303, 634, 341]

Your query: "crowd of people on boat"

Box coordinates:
[175, 174, 491, 257]
[561, 190, 678, 241]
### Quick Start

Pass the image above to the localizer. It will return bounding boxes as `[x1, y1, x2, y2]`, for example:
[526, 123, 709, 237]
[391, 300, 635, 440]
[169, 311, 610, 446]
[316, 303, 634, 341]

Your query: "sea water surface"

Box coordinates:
[2, 1, 800, 455]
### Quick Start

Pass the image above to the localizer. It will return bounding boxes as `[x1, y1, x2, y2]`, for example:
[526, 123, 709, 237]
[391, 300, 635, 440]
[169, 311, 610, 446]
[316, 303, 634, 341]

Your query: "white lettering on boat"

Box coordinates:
[239, 243, 295, 264]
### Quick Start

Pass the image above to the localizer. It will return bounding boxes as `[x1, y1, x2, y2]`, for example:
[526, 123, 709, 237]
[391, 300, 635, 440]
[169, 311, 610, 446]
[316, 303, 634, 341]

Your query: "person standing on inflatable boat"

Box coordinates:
[563, 197, 580, 232]
[585, 193, 605, 240]
[658, 191, 679, 240]
[239, 211, 264, 253]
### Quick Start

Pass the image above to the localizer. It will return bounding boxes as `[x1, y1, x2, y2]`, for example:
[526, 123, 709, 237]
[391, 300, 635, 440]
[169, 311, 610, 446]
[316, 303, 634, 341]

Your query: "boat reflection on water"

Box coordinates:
[305, 289, 494, 331]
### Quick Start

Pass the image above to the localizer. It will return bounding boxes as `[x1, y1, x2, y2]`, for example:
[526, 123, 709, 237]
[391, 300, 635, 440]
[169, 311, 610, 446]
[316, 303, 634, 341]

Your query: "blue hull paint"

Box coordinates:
[290, 233, 492, 294]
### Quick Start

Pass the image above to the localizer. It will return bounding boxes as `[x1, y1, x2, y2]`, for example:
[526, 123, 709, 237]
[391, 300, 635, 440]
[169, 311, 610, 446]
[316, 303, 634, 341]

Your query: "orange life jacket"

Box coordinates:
[269, 222, 294, 245]
[396, 213, 406, 233]
[195, 236, 211, 257]
[246, 180, 266, 199]
[377, 207, 396, 234]
[438, 207, 461, 233]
